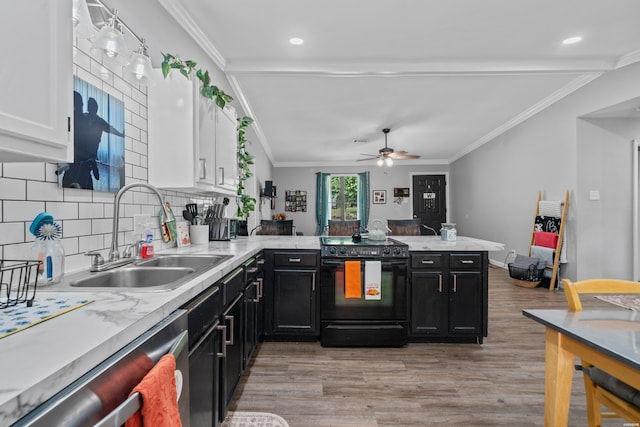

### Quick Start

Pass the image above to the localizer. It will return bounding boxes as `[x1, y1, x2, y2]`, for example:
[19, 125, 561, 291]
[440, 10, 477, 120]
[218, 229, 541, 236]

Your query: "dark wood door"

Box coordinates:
[410, 271, 447, 336]
[447, 271, 482, 336]
[412, 175, 446, 235]
[272, 268, 318, 334]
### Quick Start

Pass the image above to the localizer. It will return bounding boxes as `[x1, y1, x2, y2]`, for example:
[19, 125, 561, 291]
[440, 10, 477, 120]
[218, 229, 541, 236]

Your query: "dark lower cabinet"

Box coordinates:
[409, 251, 487, 343]
[263, 250, 319, 340]
[243, 254, 264, 368]
[219, 293, 244, 422]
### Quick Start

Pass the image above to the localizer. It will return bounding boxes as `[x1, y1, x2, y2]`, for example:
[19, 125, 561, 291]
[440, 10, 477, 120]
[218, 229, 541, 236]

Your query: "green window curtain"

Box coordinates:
[357, 171, 370, 231]
[315, 172, 331, 235]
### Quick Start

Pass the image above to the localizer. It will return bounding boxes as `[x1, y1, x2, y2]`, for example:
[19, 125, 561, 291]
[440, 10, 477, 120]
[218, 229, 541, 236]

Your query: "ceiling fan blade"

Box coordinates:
[389, 152, 420, 159]
[356, 157, 377, 162]
[359, 153, 379, 157]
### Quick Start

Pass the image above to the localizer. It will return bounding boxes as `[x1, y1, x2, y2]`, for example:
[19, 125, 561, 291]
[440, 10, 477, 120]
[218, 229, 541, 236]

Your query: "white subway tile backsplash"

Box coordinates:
[4, 201, 46, 222]
[0, 178, 26, 200]
[64, 187, 94, 203]
[131, 87, 147, 106]
[91, 218, 113, 235]
[114, 76, 133, 98]
[3, 163, 45, 181]
[62, 219, 92, 237]
[78, 234, 104, 253]
[45, 163, 59, 183]
[78, 202, 105, 219]
[132, 166, 147, 180]
[28, 181, 64, 202]
[77, 66, 105, 91]
[131, 113, 146, 130]
[4, 242, 36, 260]
[60, 237, 79, 256]
[45, 202, 79, 220]
[0, 222, 25, 245]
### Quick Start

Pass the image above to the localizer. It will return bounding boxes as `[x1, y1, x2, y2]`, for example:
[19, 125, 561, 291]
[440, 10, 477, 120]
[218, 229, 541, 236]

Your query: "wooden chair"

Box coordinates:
[563, 278, 640, 426]
[387, 219, 421, 236]
[328, 220, 360, 236]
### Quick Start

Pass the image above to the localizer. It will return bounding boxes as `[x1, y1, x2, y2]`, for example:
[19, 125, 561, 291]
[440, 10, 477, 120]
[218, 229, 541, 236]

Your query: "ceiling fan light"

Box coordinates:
[376, 158, 384, 167]
[385, 157, 393, 167]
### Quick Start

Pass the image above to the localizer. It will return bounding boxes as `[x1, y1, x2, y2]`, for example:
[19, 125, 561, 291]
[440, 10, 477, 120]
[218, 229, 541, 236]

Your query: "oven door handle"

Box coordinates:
[322, 260, 408, 267]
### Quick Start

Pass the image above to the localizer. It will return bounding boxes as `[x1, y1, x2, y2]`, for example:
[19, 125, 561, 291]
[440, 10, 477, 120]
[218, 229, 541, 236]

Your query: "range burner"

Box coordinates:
[320, 237, 409, 258]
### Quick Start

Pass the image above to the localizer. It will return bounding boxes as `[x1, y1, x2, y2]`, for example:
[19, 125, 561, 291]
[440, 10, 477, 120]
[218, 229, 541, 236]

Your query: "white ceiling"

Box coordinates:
[132, 1, 640, 166]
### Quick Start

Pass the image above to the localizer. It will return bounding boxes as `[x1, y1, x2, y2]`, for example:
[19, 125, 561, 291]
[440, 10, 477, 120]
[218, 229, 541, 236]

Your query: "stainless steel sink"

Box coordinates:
[135, 254, 232, 270]
[69, 267, 196, 289]
[57, 254, 233, 292]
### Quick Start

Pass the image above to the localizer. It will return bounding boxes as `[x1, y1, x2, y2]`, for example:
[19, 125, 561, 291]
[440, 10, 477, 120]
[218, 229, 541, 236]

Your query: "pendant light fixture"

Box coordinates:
[90, 9, 127, 65]
[124, 39, 153, 85]
[86, 1, 154, 86]
[72, 0, 94, 38]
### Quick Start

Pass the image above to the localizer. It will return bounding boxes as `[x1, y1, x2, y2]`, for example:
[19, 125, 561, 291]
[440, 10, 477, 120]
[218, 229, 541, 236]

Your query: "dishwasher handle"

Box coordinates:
[93, 330, 188, 427]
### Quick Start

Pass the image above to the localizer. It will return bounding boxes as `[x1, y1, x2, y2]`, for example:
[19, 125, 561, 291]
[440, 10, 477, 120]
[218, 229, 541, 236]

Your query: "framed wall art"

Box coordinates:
[285, 190, 307, 212]
[372, 190, 386, 204]
[57, 76, 125, 192]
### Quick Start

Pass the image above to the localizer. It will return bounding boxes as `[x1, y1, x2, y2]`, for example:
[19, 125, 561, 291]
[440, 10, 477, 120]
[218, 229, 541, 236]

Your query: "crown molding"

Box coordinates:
[157, 0, 226, 70]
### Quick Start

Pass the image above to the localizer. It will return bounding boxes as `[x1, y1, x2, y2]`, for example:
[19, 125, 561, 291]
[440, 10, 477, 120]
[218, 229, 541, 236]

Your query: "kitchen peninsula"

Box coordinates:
[1, 235, 502, 426]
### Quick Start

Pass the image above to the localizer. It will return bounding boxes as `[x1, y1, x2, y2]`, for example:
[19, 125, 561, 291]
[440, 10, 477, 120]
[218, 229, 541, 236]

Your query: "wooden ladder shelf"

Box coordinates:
[528, 190, 569, 291]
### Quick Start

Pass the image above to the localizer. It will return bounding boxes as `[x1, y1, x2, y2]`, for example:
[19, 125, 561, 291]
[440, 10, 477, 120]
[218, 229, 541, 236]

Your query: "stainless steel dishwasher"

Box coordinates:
[12, 310, 190, 427]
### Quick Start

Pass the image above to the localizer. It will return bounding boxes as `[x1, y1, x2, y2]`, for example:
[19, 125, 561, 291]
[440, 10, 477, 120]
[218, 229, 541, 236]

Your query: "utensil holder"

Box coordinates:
[190, 225, 210, 245]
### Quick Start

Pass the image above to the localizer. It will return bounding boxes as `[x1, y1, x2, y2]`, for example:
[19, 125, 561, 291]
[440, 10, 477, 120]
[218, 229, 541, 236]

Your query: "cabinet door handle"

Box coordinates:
[421, 259, 434, 264]
[438, 274, 442, 293]
[460, 260, 474, 264]
[225, 315, 234, 345]
[288, 257, 301, 263]
[252, 280, 261, 302]
[453, 275, 457, 293]
[199, 158, 206, 180]
[218, 167, 224, 185]
[257, 277, 263, 299]
[311, 273, 316, 292]
[257, 258, 265, 265]
[215, 324, 227, 358]
[246, 267, 258, 274]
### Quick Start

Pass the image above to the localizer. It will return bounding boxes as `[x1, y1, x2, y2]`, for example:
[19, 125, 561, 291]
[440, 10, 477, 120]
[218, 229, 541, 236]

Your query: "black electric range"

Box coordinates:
[320, 237, 409, 258]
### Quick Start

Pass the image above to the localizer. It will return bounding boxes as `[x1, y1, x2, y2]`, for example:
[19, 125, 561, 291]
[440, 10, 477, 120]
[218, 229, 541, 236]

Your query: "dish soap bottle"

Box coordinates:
[29, 212, 65, 284]
[140, 228, 154, 259]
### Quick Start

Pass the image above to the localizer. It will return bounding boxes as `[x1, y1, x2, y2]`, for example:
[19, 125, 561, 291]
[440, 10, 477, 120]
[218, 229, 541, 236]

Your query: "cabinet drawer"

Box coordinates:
[221, 267, 245, 306]
[411, 253, 443, 269]
[449, 253, 482, 270]
[274, 251, 317, 267]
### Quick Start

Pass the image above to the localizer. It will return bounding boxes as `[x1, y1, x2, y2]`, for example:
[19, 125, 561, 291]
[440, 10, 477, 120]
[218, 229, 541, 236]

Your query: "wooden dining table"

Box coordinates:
[523, 308, 640, 426]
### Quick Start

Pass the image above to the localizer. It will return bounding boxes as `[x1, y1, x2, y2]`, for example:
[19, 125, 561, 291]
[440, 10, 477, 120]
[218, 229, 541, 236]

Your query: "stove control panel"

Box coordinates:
[321, 245, 409, 258]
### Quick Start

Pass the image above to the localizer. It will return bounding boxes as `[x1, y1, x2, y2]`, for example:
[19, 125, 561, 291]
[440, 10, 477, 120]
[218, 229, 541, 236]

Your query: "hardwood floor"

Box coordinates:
[227, 266, 621, 426]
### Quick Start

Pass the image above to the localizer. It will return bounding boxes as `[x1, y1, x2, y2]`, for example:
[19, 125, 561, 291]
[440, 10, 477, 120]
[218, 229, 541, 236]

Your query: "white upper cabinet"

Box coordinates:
[0, 0, 73, 162]
[215, 106, 238, 192]
[148, 70, 238, 196]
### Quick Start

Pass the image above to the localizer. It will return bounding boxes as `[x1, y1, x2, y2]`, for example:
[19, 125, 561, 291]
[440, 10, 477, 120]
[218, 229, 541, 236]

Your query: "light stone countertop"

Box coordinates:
[0, 235, 502, 425]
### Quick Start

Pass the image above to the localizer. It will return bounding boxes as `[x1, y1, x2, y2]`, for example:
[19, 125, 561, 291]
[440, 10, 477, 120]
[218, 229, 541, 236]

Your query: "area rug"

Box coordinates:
[596, 294, 640, 311]
[222, 411, 289, 427]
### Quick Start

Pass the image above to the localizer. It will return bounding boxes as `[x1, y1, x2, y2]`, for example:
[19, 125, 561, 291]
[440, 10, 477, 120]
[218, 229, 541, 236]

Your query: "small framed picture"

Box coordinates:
[373, 190, 386, 204]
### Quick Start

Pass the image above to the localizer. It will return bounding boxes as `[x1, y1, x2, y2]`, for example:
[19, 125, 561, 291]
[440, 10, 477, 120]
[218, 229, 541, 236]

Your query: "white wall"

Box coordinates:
[450, 62, 640, 280]
[272, 164, 449, 236]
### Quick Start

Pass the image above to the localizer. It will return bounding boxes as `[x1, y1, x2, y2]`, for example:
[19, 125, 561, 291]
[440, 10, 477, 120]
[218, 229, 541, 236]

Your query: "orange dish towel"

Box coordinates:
[125, 354, 182, 427]
[345, 260, 362, 298]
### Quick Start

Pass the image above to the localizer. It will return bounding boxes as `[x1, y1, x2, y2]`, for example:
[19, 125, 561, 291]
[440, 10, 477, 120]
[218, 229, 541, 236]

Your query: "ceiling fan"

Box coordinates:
[357, 128, 420, 166]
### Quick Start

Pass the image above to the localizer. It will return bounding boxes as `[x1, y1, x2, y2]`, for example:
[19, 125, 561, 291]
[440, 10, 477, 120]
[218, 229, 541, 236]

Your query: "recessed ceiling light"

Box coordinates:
[289, 37, 304, 46]
[562, 36, 582, 45]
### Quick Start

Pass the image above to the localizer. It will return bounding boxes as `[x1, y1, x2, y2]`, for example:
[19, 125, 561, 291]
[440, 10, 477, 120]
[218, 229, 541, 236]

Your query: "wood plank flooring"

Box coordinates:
[227, 266, 623, 426]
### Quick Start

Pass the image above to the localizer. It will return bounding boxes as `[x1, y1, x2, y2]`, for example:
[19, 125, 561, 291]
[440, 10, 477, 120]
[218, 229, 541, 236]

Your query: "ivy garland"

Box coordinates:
[160, 53, 257, 219]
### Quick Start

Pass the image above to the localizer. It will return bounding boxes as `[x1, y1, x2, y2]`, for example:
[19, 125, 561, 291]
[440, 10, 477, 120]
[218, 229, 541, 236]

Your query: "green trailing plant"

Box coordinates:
[161, 53, 233, 108]
[236, 116, 256, 219]
[160, 53, 257, 219]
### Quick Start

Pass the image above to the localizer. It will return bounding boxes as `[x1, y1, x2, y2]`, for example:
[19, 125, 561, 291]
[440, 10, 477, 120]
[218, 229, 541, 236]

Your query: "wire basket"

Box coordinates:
[0, 260, 42, 309]
[508, 262, 545, 288]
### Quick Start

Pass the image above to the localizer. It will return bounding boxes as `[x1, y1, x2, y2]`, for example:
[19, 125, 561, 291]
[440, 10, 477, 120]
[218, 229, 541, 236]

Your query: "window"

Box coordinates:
[331, 175, 358, 220]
